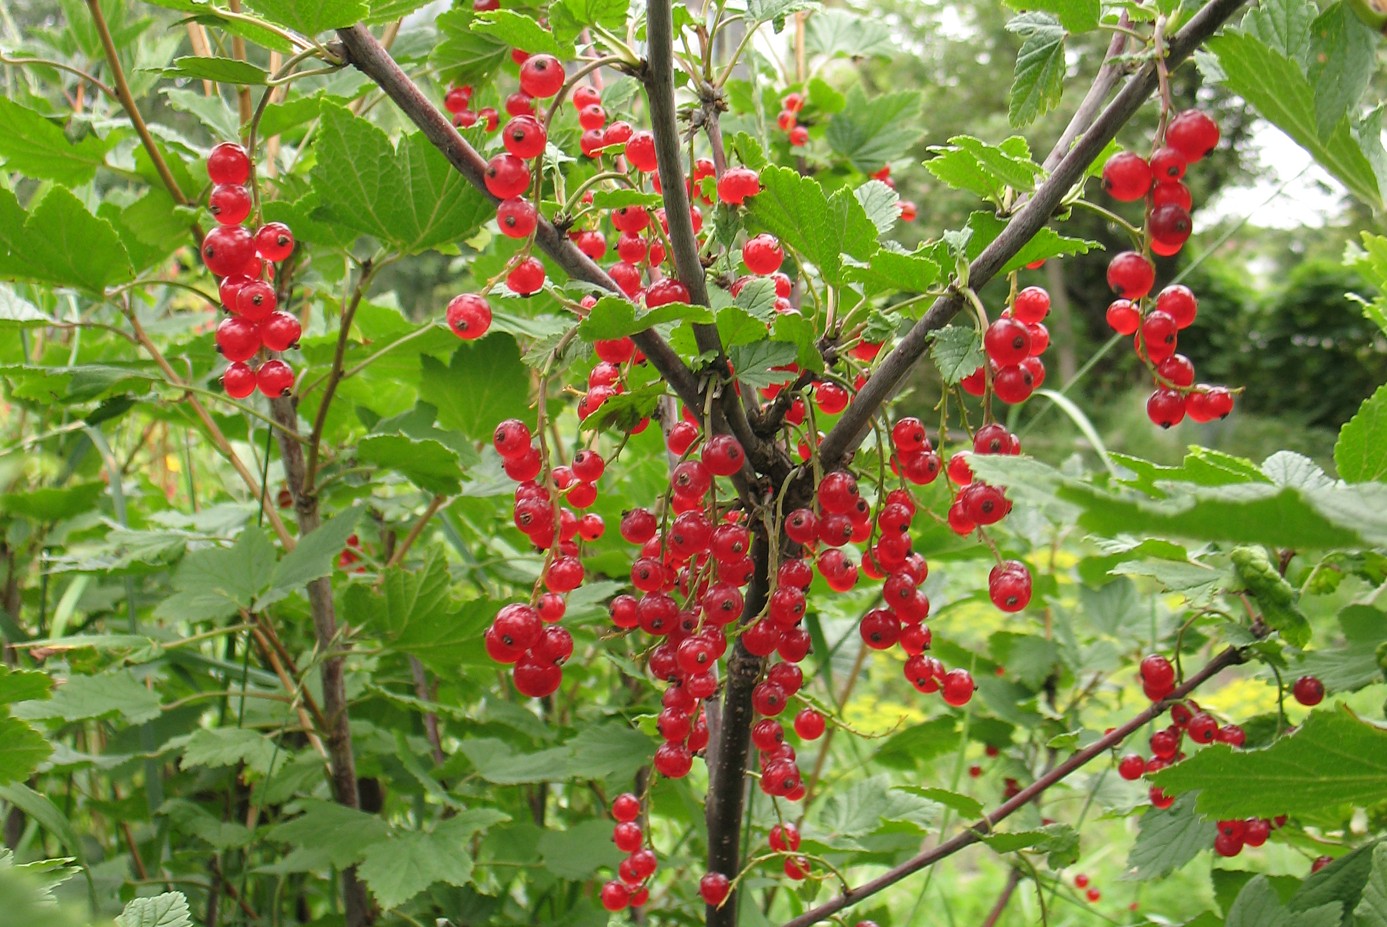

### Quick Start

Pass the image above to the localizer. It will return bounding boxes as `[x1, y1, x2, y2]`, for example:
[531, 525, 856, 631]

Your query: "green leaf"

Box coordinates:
[0, 717, 53, 786]
[1126, 793, 1217, 880]
[745, 166, 877, 285]
[1007, 13, 1066, 128]
[967, 211, 1097, 272]
[825, 88, 923, 173]
[566, 723, 656, 780]
[854, 180, 899, 236]
[981, 824, 1079, 868]
[1241, 0, 1315, 65]
[847, 248, 942, 297]
[347, 553, 453, 646]
[0, 483, 104, 521]
[1290, 840, 1382, 921]
[420, 337, 533, 441]
[815, 775, 938, 839]
[241, 0, 368, 35]
[268, 798, 390, 868]
[356, 435, 462, 495]
[180, 728, 278, 777]
[578, 296, 713, 339]
[161, 56, 267, 84]
[927, 324, 984, 384]
[989, 632, 1060, 689]
[747, 0, 819, 23]
[1310, 4, 1376, 138]
[1002, 0, 1099, 32]
[116, 892, 192, 927]
[1153, 708, 1387, 818]
[432, 8, 509, 85]
[0, 99, 112, 186]
[898, 786, 983, 820]
[14, 671, 160, 725]
[311, 104, 493, 253]
[1355, 843, 1387, 927]
[0, 669, 51, 707]
[728, 341, 799, 390]
[537, 819, 624, 878]
[1294, 606, 1387, 693]
[154, 527, 275, 623]
[926, 135, 1045, 201]
[588, 189, 664, 210]
[1336, 382, 1387, 482]
[472, 10, 565, 57]
[359, 812, 508, 908]
[0, 188, 132, 294]
[1227, 875, 1341, 927]
[805, 8, 896, 59]
[1209, 31, 1382, 210]
[558, 0, 628, 29]
[266, 506, 363, 597]
[0, 289, 55, 329]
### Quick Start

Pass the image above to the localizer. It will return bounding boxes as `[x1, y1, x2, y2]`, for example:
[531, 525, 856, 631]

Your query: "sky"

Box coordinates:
[1202, 122, 1349, 232]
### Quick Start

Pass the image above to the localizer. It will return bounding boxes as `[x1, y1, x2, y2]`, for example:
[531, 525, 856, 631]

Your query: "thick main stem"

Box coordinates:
[269, 396, 372, 927]
[779, 643, 1248, 927]
[816, 0, 1247, 469]
[706, 532, 772, 927]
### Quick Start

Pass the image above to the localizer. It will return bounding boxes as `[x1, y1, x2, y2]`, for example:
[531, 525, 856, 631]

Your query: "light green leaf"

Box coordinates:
[1126, 793, 1217, 880]
[981, 824, 1079, 868]
[310, 104, 494, 253]
[359, 812, 508, 908]
[0, 483, 104, 521]
[747, 0, 818, 23]
[419, 337, 533, 440]
[1209, 31, 1382, 210]
[356, 435, 462, 495]
[537, 819, 624, 878]
[566, 723, 657, 781]
[745, 166, 877, 285]
[241, 0, 369, 35]
[432, 8, 509, 84]
[0, 669, 51, 707]
[0, 99, 112, 186]
[266, 507, 363, 597]
[267, 798, 391, 868]
[897, 786, 983, 820]
[847, 248, 942, 297]
[1294, 606, 1387, 693]
[589, 188, 664, 210]
[180, 728, 279, 776]
[825, 88, 923, 174]
[1153, 708, 1387, 818]
[1002, 0, 1099, 32]
[1310, 4, 1376, 138]
[1336, 382, 1387, 483]
[12, 671, 160, 725]
[577, 296, 713, 339]
[989, 632, 1060, 689]
[116, 892, 192, 927]
[160, 799, 252, 850]
[854, 180, 899, 236]
[927, 324, 984, 384]
[805, 9, 896, 59]
[0, 717, 53, 786]
[728, 341, 799, 390]
[559, 0, 628, 29]
[1354, 843, 1387, 927]
[1290, 840, 1382, 921]
[0, 188, 132, 294]
[0, 288, 55, 329]
[1007, 13, 1066, 128]
[160, 56, 267, 84]
[1227, 876, 1341, 927]
[927, 135, 1046, 201]
[1241, 0, 1315, 65]
[154, 527, 275, 623]
[345, 553, 454, 646]
[472, 10, 565, 57]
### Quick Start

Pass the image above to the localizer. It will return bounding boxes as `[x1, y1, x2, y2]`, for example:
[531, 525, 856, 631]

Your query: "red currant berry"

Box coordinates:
[941, 668, 975, 706]
[496, 197, 538, 239]
[1106, 298, 1140, 335]
[1149, 146, 1188, 181]
[1293, 675, 1325, 706]
[485, 153, 532, 199]
[1149, 204, 1193, 249]
[1102, 151, 1152, 202]
[446, 293, 492, 340]
[793, 707, 825, 740]
[717, 167, 761, 205]
[507, 256, 546, 296]
[216, 316, 261, 362]
[1166, 109, 1220, 162]
[988, 560, 1032, 612]
[1138, 310, 1178, 364]
[207, 141, 251, 185]
[625, 131, 658, 171]
[208, 183, 252, 225]
[256, 359, 294, 397]
[444, 85, 471, 114]
[742, 234, 784, 274]
[701, 434, 745, 476]
[984, 318, 1032, 366]
[611, 792, 640, 823]
[254, 222, 294, 262]
[992, 364, 1035, 404]
[1151, 180, 1193, 211]
[518, 54, 564, 98]
[600, 880, 629, 912]
[201, 225, 256, 277]
[1146, 388, 1187, 429]
[1118, 753, 1146, 780]
[699, 872, 731, 906]
[1012, 285, 1050, 323]
[222, 362, 257, 398]
[1106, 251, 1156, 300]
[1155, 285, 1198, 329]
[259, 311, 302, 352]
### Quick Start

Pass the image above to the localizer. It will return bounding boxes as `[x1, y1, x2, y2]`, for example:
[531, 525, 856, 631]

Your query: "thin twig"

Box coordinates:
[384, 495, 448, 569]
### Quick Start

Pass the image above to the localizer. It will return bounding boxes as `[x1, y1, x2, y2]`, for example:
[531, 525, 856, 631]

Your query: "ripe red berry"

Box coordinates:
[1151, 180, 1193, 211]
[1149, 204, 1193, 249]
[941, 668, 975, 706]
[446, 293, 492, 340]
[259, 311, 302, 352]
[1187, 711, 1219, 744]
[1074, 874, 1090, 889]
[256, 359, 294, 397]
[222, 362, 257, 398]
[518, 54, 564, 98]
[992, 364, 1035, 404]
[645, 277, 690, 308]
[1012, 285, 1050, 323]
[742, 234, 784, 274]
[208, 183, 252, 226]
[699, 872, 731, 906]
[984, 318, 1032, 366]
[1106, 251, 1156, 300]
[1149, 146, 1188, 182]
[1166, 109, 1220, 162]
[201, 224, 256, 277]
[496, 197, 538, 239]
[611, 792, 640, 823]
[254, 222, 295, 262]
[625, 131, 658, 172]
[485, 153, 532, 199]
[1101, 151, 1152, 201]
[207, 142, 251, 185]
[793, 707, 825, 740]
[1105, 298, 1140, 335]
[600, 880, 629, 912]
[1146, 388, 1187, 429]
[1138, 310, 1178, 363]
[988, 560, 1032, 612]
[717, 167, 761, 205]
[701, 434, 745, 476]
[444, 85, 471, 114]
[768, 822, 800, 851]
[1155, 285, 1198, 329]
[1118, 753, 1146, 780]
[215, 316, 260, 362]
[507, 256, 546, 295]
[815, 381, 849, 414]
[1293, 675, 1325, 706]
[789, 126, 809, 147]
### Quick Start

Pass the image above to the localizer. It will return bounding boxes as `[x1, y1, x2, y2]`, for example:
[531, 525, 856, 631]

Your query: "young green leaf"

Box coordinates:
[1126, 793, 1218, 880]
[1007, 14, 1067, 128]
[825, 88, 923, 173]
[242, 0, 368, 35]
[116, 892, 193, 927]
[0, 99, 113, 186]
[927, 324, 985, 384]
[1335, 382, 1387, 483]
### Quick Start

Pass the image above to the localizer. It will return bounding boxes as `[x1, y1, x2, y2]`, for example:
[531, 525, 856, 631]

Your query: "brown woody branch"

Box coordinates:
[779, 642, 1249, 927]
[816, 0, 1248, 470]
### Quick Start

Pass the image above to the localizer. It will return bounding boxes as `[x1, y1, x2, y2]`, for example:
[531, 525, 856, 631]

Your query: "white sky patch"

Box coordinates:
[1201, 122, 1348, 231]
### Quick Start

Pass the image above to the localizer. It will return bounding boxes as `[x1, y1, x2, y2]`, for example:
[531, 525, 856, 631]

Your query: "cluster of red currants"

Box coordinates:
[200, 142, 301, 399]
[962, 284, 1055, 406]
[775, 91, 810, 147]
[599, 792, 658, 912]
[1099, 109, 1236, 427]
